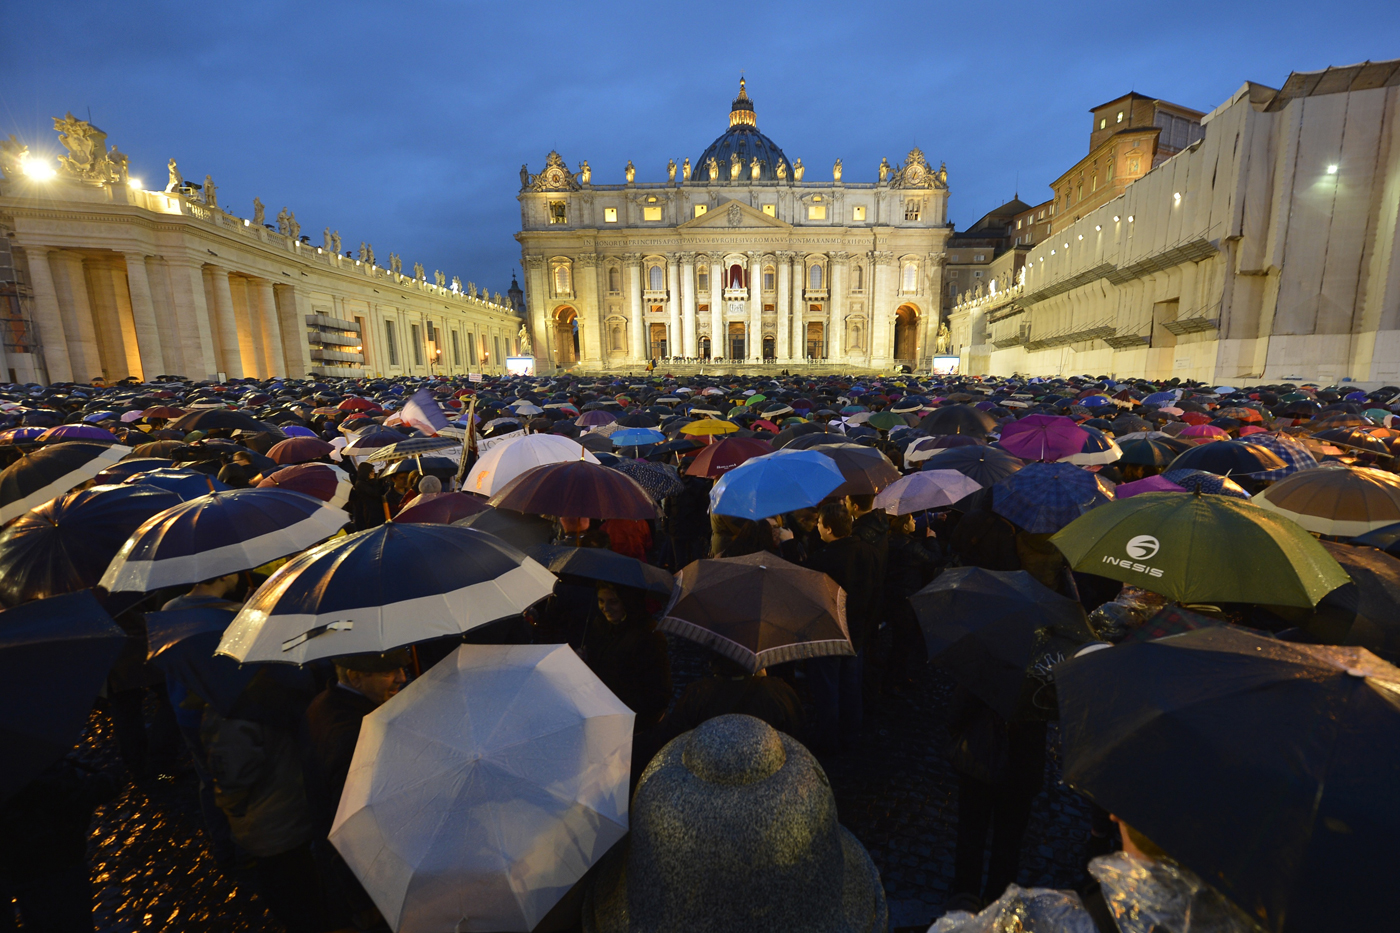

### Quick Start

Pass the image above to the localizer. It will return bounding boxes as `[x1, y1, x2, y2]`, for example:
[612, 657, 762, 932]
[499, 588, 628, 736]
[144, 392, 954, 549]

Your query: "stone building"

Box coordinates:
[0, 115, 520, 384]
[947, 59, 1400, 385]
[515, 79, 953, 372]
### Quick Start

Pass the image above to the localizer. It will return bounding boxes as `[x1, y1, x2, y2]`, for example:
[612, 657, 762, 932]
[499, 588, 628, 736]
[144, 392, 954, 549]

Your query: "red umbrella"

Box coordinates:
[266, 436, 335, 465]
[257, 462, 351, 509]
[394, 492, 493, 525]
[488, 460, 657, 519]
[339, 397, 383, 413]
[1181, 411, 1212, 426]
[685, 436, 774, 478]
[141, 406, 186, 420]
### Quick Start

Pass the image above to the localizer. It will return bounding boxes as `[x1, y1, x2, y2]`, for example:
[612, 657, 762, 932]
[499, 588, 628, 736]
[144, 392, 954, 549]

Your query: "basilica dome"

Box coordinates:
[694, 79, 793, 184]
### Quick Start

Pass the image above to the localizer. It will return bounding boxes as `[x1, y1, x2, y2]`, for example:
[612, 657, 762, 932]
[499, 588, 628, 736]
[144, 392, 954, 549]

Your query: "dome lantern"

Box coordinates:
[730, 77, 757, 129]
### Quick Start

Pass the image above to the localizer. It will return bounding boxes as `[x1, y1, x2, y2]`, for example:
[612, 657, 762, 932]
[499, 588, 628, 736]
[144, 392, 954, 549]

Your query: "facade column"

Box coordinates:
[747, 251, 763, 361]
[207, 267, 244, 379]
[88, 261, 137, 380]
[254, 279, 286, 376]
[577, 254, 602, 364]
[274, 284, 312, 378]
[709, 260, 723, 358]
[49, 251, 103, 382]
[227, 275, 262, 377]
[776, 252, 792, 362]
[924, 254, 946, 367]
[666, 257, 680, 360]
[21, 248, 74, 383]
[624, 254, 644, 363]
[144, 260, 186, 377]
[523, 255, 549, 368]
[679, 252, 697, 358]
[166, 258, 218, 380]
[121, 252, 166, 380]
[829, 252, 847, 363]
[871, 251, 896, 366]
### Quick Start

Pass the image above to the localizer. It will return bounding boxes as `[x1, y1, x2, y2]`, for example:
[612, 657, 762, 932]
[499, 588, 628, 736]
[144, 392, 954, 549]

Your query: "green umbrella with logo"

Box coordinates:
[1050, 491, 1349, 607]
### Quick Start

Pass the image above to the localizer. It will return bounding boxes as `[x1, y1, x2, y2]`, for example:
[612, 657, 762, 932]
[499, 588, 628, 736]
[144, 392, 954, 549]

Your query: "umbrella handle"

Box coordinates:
[383, 499, 392, 523]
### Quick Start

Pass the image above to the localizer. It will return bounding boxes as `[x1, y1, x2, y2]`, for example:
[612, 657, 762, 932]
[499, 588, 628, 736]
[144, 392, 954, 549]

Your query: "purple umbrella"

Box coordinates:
[1115, 475, 1186, 499]
[998, 414, 1088, 462]
[281, 424, 320, 438]
[575, 410, 617, 427]
[37, 424, 120, 444]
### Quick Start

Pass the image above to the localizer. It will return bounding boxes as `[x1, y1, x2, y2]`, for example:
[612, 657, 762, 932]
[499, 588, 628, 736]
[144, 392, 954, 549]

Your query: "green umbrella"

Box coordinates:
[743, 394, 768, 406]
[1050, 491, 1349, 607]
[866, 411, 905, 432]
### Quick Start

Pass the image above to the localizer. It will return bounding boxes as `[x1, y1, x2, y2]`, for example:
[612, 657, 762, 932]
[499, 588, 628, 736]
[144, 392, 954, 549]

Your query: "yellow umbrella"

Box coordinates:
[681, 419, 739, 437]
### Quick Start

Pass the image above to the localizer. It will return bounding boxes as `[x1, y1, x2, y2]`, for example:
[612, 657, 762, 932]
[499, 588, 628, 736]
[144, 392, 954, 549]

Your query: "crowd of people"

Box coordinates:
[1, 367, 1395, 933]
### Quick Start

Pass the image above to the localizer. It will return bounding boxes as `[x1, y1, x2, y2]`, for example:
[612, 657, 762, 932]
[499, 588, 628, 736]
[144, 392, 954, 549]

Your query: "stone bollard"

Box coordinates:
[583, 714, 887, 933]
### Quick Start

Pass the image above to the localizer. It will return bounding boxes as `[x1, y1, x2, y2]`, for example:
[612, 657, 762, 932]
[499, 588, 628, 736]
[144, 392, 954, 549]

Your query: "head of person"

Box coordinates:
[888, 512, 914, 535]
[847, 493, 876, 516]
[417, 474, 442, 496]
[817, 500, 853, 543]
[356, 462, 376, 483]
[193, 571, 243, 600]
[787, 507, 819, 533]
[334, 650, 411, 707]
[595, 583, 647, 627]
[560, 515, 591, 535]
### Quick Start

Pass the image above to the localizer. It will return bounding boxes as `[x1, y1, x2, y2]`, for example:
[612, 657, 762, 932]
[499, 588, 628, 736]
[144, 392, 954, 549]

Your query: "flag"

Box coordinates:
[400, 388, 450, 436]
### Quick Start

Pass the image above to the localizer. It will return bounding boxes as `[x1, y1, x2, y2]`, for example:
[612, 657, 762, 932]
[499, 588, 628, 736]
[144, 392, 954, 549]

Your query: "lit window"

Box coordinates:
[808, 204, 826, 220]
[905, 201, 921, 221]
[974, 254, 985, 261]
[762, 204, 775, 216]
[548, 201, 567, 224]
[902, 262, 918, 291]
[1016, 219, 1022, 229]
[554, 263, 571, 295]
[643, 206, 662, 221]
[853, 205, 866, 221]
[1099, 117, 1107, 129]
[647, 196, 657, 202]
[813, 194, 822, 201]
[604, 207, 617, 223]
[694, 204, 707, 217]
[1117, 111, 1124, 123]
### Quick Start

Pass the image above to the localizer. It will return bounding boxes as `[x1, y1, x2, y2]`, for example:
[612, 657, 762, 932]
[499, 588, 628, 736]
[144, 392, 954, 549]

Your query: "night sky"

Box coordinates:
[5, 1, 1397, 297]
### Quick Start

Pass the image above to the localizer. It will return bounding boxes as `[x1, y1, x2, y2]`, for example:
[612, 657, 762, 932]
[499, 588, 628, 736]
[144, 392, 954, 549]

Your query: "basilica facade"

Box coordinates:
[516, 80, 952, 372]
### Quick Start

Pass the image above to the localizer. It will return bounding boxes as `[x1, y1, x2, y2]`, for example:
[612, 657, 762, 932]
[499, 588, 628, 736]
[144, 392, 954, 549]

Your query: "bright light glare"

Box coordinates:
[1327, 164, 1338, 174]
[127, 177, 143, 189]
[20, 155, 56, 180]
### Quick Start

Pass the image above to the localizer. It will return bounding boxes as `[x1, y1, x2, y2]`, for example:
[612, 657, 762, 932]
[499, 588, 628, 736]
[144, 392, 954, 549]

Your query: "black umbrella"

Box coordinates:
[145, 606, 254, 716]
[0, 590, 127, 801]
[1350, 520, 1400, 556]
[169, 408, 272, 433]
[0, 442, 130, 524]
[1056, 627, 1400, 933]
[920, 404, 996, 437]
[771, 422, 840, 449]
[453, 507, 555, 552]
[909, 567, 1092, 719]
[919, 445, 1024, 486]
[0, 484, 184, 608]
[1289, 541, 1400, 662]
[530, 544, 674, 595]
[1117, 436, 1191, 467]
[92, 457, 175, 484]
[1167, 440, 1287, 477]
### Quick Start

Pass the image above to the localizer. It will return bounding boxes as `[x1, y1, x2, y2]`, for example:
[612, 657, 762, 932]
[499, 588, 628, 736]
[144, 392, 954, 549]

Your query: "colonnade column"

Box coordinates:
[666, 257, 681, 359]
[523, 255, 550, 368]
[577, 254, 602, 364]
[21, 248, 74, 383]
[207, 266, 243, 379]
[747, 251, 763, 361]
[679, 252, 697, 358]
[274, 284, 312, 378]
[775, 252, 792, 362]
[254, 279, 286, 376]
[49, 251, 103, 381]
[871, 251, 896, 365]
[624, 254, 644, 364]
[122, 252, 166, 380]
[709, 260, 723, 358]
[829, 252, 847, 363]
[166, 258, 218, 380]
[924, 255, 946, 367]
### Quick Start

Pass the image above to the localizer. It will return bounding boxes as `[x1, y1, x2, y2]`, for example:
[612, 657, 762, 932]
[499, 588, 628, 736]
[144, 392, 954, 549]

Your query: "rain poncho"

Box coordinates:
[927, 853, 1264, 933]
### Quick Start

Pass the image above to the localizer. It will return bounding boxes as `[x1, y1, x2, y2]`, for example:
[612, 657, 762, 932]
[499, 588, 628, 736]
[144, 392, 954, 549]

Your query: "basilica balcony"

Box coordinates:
[643, 289, 669, 302]
[804, 288, 828, 300]
[723, 286, 749, 301]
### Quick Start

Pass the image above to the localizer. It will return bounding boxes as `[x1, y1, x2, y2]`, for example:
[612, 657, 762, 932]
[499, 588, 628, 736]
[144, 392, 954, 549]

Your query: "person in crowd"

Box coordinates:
[579, 583, 671, 731]
[348, 462, 388, 530]
[882, 512, 941, 687]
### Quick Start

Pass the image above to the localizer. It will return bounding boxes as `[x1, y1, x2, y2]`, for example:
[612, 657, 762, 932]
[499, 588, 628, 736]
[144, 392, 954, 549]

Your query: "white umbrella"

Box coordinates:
[330, 643, 633, 933]
[463, 434, 599, 496]
[874, 469, 983, 514]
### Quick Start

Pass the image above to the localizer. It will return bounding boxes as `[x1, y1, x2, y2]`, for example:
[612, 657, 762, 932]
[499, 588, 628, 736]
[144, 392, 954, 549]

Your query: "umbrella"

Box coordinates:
[0, 427, 47, 445]
[144, 606, 261, 716]
[709, 449, 845, 520]
[1050, 491, 1349, 607]
[1056, 628, 1400, 932]
[170, 408, 271, 433]
[91, 457, 175, 485]
[610, 428, 665, 448]
[991, 461, 1113, 534]
[463, 434, 598, 497]
[1312, 427, 1393, 457]
[1059, 425, 1122, 466]
[37, 424, 120, 444]
[866, 411, 905, 432]
[660, 552, 854, 673]
[266, 436, 335, 465]
[1178, 423, 1230, 439]
[872, 470, 983, 515]
[489, 461, 657, 520]
[0, 442, 131, 524]
[680, 419, 739, 437]
[453, 507, 555, 552]
[0, 484, 183, 608]
[122, 467, 230, 500]
[394, 492, 492, 525]
[1117, 436, 1191, 467]
[1287, 541, 1400, 662]
[771, 422, 840, 449]
[1255, 465, 1400, 536]
[218, 523, 556, 664]
[576, 410, 618, 427]
[330, 643, 633, 933]
[1114, 475, 1186, 498]
[910, 566, 1092, 719]
[363, 436, 460, 464]
[684, 436, 773, 478]
[609, 459, 683, 501]
[1166, 440, 1287, 477]
[0, 591, 127, 801]
[1351, 520, 1400, 556]
[807, 442, 902, 496]
[1159, 468, 1251, 499]
[337, 397, 382, 413]
[530, 544, 674, 595]
[921, 405, 996, 436]
[100, 488, 349, 595]
[998, 414, 1089, 462]
[257, 462, 352, 509]
[1240, 434, 1319, 480]
[920, 445, 1024, 486]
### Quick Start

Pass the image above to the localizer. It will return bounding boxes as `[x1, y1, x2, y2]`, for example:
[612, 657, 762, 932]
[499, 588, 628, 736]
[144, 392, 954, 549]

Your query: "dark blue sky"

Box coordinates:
[5, 1, 1397, 297]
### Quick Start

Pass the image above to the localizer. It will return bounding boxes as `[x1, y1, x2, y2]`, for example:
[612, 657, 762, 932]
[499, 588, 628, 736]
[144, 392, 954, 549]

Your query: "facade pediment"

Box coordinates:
[677, 199, 791, 232]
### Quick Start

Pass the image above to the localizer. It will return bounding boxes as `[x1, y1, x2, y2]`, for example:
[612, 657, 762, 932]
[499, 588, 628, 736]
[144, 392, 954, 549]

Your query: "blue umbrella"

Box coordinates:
[83, 411, 118, 423]
[1239, 434, 1318, 481]
[1143, 391, 1178, 406]
[611, 428, 666, 448]
[145, 607, 255, 716]
[992, 461, 1113, 533]
[709, 449, 845, 520]
[123, 467, 230, 500]
[1160, 468, 1250, 500]
[281, 424, 320, 438]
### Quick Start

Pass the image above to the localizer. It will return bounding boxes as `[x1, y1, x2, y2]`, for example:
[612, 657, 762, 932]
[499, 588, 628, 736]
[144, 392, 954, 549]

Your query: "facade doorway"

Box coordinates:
[648, 323, 668, 359]
[554, 306, 579, 364]
[762, 336, 775, 359]
[727, 322, 745, 359]
[699, 336, 711, 359]
[806, 322, 824, 359]
[894, 304, 919, 361]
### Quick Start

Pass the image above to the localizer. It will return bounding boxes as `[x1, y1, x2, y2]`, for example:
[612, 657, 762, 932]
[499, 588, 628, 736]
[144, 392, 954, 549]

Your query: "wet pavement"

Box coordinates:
[74, 637, 1092, 933]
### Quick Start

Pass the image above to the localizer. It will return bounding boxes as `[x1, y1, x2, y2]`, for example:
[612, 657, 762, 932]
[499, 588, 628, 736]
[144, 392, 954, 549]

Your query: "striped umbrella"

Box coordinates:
[99, 488, 348, 595]
[1159, 469, 1251, 500]
[363, 436, 459, 463]
[215, 523, 556, 664]
[0, 442, 131, 524]
[123, 468, 230, 501]
[1255, 465, 1400, 536]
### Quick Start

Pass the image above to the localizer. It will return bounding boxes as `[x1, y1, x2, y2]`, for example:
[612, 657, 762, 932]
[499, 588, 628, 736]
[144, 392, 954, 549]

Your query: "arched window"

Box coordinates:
[902, 261, 918, 292]
[554, 263, 572, 295]
[729, 264, 744, 288]
[809, 265, 823, 289]
[763, 267, 775, 291]
[649, 265, 664, 290]
[853, 265, 863, 290]
[608, 267, 620, 292]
